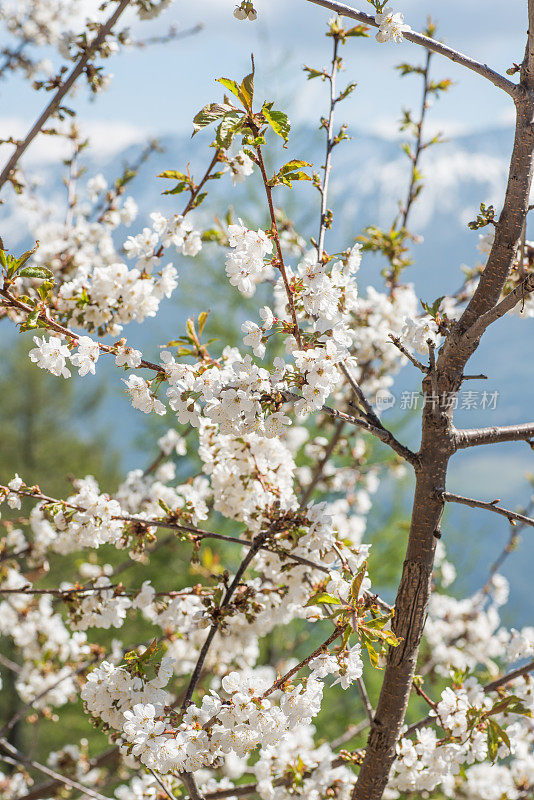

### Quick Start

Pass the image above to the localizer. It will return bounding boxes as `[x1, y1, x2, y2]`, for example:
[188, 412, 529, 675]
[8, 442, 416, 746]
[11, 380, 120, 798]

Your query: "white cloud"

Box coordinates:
[0, 118, 152, 166]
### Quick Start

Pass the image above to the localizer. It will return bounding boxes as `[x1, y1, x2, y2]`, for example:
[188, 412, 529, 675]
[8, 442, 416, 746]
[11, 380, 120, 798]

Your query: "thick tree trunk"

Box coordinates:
[352, 49, 534, 800]
[351, 385, 454, 800]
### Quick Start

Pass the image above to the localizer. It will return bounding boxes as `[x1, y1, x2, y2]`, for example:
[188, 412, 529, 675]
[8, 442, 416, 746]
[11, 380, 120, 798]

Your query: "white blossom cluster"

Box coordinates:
[389, 675, 534, 796]
[16, 177, 201, 337]
[225, 219, 274, 296]
[0, 0, 78, 51]
[28, 475, 124, 552]
[375, 6, 411, 43]
[81, 657, 174, 730]
[0, 567, 90, 709]
[2, 13, 534, 798]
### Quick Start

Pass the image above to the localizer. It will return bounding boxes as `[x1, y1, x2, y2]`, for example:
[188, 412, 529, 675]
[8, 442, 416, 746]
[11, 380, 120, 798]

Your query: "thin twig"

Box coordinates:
[330, 718, 370, 747]
[253, 141, 304, 349]
[261, 624, 347, 698]
[299, 419, 345, 507]
[149, 769, 180, 800]
[484, 658, 534, 693]
[437, 489, 534, 529]
[463, 272, 534, 343]
[0, 657, 98, 737]
[0, 739, 111, 800]
[340, 363, 382, 428]
[281, 390, 419, 465]
[303, 0, 516, 97]
[480, 500, 533, 597]
[388, 334, 428, 373]
[0, 485, 330, 574]
[317, 29, 340, 259]
[181, 524, 278, 708]
[357, 677, 374, 723]
[0, 288, 165, 374]
[405, 659, 534, 737]
[398, 49, 433, 230]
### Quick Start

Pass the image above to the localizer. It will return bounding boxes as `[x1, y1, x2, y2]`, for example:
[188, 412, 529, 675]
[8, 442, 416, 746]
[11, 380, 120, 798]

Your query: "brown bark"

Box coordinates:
[351, 381, 455, 799]
[352, 22, 534, 800]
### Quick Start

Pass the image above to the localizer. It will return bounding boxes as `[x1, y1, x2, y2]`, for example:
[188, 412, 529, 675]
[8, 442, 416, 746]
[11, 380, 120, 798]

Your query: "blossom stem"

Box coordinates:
[397, 49, 433, 232]
[261, 623, 348, 698]
[317, 30, 340, 260]
[253, 142, 304, 349]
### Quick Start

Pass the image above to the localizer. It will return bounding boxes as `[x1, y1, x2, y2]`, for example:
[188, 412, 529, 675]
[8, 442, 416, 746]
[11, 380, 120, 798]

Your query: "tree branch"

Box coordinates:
[180, 523, 279, 708]
[397, 48, 432, 231]
[253, 139, 304, 349]
[405, 659, 534, 737]
[437, 489, 534, 529]
[317, 27, 340, 259]
[0, 739, 112, 800]
[357, 677, 375, 723]
[463, 272, 534, 344]
[299, 419, 345, 507]
[484, 658, 534, 692]
[527, 0, 534, 84]
[179, 771, 204, 800]
[1, 484, 331, 575]
[455, 422, 534, 448]
[0, 288, 165, 374]
[281, 390, 419, 466]
[388, 334, 428, 373]
[303, 0, 517, 96]
[0, 0, 132, 191]
[11, 746, 120, 800]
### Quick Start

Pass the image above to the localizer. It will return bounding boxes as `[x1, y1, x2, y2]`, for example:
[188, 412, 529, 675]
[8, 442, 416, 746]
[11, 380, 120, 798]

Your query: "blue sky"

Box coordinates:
[0, 0, 528, 164]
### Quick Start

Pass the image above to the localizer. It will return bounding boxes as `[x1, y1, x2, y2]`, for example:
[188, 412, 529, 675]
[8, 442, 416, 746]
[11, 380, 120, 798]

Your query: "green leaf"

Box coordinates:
[217, 78, 243, 101]
[360, 633, 380, 668]
[489, 695, 533, 718]
[278, 160, 312, 175]
[262, 103, 290, 142]
[304, 65, 326, 81]
[158, 170, 188, 180]
[340, 625, 352, 649]
[192, 191, 207, 208]
[240, 67, 255, 110]
[421, 295, 444, 319]
[487, 718, 510, 762]
[285, 171, 312, 182]
[270, 160, 312, 188]
[202, 229, 225, 243]
[350, 561, 367, 601]
[338, 82, 357, 102]
[186, 317, 197, 342]
[162, 182, 188, 196]
[216, 112, 243, 149]
[305, 592, 342, 607]
[0, 249, 7, 268]
[193, 102, 235, 134]
[20, 307, 41, 331]
[18, 266, 54, 281]
[198, 310, 210, 338]
[345, 24, 370, 37]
